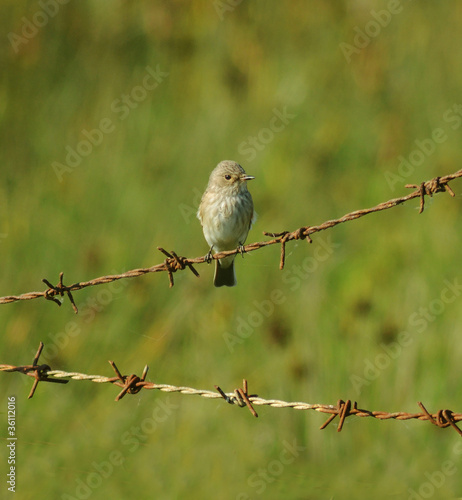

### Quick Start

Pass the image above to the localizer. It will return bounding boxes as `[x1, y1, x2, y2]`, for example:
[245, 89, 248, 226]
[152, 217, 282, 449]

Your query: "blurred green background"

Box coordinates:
[1, 1, 462, 498]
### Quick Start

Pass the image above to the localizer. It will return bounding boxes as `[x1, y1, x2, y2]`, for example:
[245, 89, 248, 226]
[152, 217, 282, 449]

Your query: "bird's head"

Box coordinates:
[208, 160, 255, 194]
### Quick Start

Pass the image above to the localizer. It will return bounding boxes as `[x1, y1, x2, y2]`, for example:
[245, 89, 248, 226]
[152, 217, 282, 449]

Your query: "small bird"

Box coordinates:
[197, 161, 256, 287]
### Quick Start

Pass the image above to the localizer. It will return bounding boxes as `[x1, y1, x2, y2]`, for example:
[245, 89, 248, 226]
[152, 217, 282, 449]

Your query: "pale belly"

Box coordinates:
[201, 196, 253, 252]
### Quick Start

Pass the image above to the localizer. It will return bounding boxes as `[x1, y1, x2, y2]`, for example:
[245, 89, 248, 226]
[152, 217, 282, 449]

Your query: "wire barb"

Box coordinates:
[157, 247, 200, 287]
[43, 272, 78, 313]
[109, 360, 149, 401]
[215, 379, 258, 417]
[0, 342, 70, 398]
[235, 379, 259, 417]
[405, 174, 457, 214]
[418, 402, 462, 437]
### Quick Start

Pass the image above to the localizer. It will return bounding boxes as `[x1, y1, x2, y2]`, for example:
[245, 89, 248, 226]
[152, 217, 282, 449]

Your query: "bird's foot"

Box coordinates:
[204, 246, 213, 264]
[237, 242, 246, 259]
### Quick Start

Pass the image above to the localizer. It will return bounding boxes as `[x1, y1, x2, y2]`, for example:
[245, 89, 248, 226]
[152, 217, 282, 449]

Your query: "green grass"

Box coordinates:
[1, 2, 462, 499]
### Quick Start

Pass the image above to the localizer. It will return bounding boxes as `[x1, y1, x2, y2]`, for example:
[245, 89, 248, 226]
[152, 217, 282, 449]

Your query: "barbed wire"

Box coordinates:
[0, 169, 461, 313]
[1, 342, 461, 436]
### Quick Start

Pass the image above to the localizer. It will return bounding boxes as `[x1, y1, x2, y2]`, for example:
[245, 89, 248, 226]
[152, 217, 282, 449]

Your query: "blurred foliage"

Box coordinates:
[1, 1, 462, 499]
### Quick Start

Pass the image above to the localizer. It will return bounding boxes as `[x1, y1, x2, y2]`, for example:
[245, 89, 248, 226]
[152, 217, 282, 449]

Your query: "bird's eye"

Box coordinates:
[225, 174, 232, 180]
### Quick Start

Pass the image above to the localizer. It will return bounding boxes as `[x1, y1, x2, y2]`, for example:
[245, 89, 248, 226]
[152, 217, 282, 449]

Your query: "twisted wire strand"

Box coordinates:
[1, 358, 461, 435]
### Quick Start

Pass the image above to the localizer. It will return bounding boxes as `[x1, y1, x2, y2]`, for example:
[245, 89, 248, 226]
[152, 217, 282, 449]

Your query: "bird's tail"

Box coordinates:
[214, 258, 236, 287]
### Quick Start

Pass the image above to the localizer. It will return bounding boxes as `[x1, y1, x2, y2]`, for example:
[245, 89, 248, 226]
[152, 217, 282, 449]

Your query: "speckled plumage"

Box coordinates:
[197, 161, 256, 287]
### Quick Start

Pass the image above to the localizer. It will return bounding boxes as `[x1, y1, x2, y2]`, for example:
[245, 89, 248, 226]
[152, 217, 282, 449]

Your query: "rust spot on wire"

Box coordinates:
[157, 247, 199, 288]
[109, 361, 149, 401]
[405, 175, 457, 214]
[337, 399, 352, 432]
[0, 342, 69, 398]
[319, 399, 353, 431]
[215, 379, 258, 418]
[418, 402, 462, 436]
[43, 272, 78, 313]
[279, 232, 290, 270]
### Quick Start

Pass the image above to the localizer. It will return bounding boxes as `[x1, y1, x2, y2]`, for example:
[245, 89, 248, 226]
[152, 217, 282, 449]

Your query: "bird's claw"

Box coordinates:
[205, 247, 213, 264]
[237, 242, 246, 259]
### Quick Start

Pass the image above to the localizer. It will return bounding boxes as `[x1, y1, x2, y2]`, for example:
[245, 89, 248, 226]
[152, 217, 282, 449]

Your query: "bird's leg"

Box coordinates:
[237, 242, 246, 259]
[205, 246, 214, 264]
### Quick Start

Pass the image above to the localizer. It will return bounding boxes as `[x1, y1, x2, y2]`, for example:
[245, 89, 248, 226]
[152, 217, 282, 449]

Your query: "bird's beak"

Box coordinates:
[241, 175, 255, 181]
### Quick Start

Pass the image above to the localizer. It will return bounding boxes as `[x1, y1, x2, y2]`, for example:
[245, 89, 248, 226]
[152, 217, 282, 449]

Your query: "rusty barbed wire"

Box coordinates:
[1, 342, 461, 436]
[0, 169, 461, 313]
